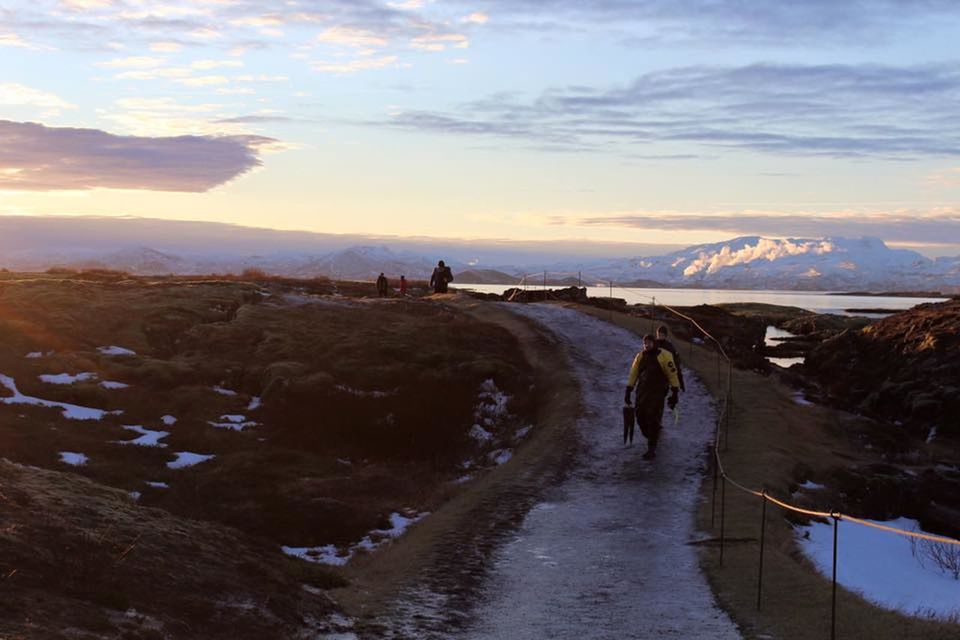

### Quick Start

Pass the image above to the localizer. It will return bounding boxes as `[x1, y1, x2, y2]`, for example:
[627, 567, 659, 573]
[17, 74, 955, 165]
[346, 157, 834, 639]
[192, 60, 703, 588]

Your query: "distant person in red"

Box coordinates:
[376, 272, 388, 297]
[430, 260, 454, 293]
[399, 275, 408, 296]
[625, 334, 681, 460]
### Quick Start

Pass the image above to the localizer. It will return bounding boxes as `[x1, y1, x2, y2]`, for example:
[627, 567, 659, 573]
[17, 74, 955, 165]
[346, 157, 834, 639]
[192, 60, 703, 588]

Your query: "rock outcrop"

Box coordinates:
[803, 298, 960, 438]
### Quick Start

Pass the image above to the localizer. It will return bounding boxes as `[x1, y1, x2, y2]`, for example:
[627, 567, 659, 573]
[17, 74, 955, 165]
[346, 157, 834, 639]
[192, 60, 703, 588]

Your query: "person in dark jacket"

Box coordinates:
[655, 325, 685, 392]
[376, 272, 388, 297]
[625, 334, 681, 460]
[399, 275, 408, 296]
[430, 260, 453, 293]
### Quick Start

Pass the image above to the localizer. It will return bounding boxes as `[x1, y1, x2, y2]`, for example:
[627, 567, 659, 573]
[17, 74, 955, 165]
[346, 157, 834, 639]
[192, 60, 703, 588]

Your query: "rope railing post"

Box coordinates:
[832, 513, 840, 640]
[710, 445, 719, 528]
[757, 490, 767, 610]
[720, 475, 727, 566]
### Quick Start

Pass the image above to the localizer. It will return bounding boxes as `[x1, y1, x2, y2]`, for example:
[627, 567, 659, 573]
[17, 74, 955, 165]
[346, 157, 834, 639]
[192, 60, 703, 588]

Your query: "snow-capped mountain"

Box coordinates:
[590, 236, 960, 291]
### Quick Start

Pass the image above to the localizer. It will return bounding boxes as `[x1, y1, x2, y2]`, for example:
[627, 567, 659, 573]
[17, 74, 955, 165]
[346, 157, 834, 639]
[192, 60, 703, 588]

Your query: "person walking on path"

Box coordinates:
[624, 333, 680, 459]
[376, 272, 388, 297]
[655, 325, 685, 392]
[430, 260, 454, 294]
[399, 275, 408, 296]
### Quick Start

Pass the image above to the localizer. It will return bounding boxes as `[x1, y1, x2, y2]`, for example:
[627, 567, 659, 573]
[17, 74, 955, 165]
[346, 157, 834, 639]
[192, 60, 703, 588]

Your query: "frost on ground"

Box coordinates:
[376, 303, 740, 640]
[0, 373, 121, 421]
[59, 451, 88, 466]
[798, 517, 960, 620]
[283, 512, 427, 567]
[167, 452, 215, 469]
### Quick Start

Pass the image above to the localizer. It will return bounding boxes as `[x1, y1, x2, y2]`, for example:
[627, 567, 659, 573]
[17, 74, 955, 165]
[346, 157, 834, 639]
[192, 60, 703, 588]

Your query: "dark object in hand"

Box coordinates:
[667, 388, 679, 410]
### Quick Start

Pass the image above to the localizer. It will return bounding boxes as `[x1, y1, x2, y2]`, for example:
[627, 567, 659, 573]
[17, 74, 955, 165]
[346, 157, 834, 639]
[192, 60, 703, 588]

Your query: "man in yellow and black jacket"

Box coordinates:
[625, 333, 680, 460]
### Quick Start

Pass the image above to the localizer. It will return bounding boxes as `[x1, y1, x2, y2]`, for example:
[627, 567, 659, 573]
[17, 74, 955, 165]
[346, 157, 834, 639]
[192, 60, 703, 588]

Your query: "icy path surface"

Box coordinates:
[461, 304, 740, 639]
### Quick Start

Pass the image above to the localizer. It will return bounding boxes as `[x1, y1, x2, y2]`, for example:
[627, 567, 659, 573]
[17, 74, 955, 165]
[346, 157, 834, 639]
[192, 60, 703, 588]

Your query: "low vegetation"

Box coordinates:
[0, 271, 535, 637]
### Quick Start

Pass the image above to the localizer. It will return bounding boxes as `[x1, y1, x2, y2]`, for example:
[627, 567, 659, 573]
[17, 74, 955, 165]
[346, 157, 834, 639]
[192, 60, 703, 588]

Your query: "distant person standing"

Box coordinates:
[399, 275, 408, 296]
[624, 334, 680, 460]
[376, 272, 388, 297]
[430, 260, 454, 294]
[655, 325, 685, 392]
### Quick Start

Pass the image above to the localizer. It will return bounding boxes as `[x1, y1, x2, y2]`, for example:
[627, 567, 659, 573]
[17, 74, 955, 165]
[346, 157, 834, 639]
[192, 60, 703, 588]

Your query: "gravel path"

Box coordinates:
[460, 303, 741, 639]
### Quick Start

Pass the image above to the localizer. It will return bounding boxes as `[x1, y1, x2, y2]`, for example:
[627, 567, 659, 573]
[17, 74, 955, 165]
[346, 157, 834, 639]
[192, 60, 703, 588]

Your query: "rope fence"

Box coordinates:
[488, 275, 960, 639]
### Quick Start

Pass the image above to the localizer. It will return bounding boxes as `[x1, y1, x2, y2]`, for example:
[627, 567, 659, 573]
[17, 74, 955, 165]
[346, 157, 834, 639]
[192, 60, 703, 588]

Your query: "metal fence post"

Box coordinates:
[832, 514, 839, 640]
[757, 491, 767, 610]
[720, 475, 727, 566]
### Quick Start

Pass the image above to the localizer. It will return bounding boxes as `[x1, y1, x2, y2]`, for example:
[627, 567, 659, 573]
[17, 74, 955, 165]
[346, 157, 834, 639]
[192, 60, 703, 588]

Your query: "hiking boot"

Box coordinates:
[642, 448, 656, 460]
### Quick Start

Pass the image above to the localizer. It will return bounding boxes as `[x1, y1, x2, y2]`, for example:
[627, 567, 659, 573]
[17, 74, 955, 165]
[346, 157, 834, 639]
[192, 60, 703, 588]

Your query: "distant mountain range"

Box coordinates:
[1, 217, 958, 293]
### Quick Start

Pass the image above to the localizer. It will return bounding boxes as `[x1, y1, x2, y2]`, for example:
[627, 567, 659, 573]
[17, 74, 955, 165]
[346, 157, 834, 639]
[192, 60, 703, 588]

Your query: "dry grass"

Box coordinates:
[583, 304, 959, 640]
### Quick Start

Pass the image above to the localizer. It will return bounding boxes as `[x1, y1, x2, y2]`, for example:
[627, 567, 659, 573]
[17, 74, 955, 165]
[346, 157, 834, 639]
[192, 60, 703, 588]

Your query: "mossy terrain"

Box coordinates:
[0, 271, 535, 637]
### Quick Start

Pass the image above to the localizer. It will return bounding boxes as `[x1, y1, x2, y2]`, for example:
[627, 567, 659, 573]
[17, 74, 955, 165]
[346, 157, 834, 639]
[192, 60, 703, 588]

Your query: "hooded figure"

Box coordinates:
[430, 260, 453, 293]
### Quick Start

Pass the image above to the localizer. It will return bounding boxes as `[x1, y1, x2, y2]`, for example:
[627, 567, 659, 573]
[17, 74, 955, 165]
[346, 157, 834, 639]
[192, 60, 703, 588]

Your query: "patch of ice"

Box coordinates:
[100, 380, 130, 389]
[167, 452, 215, 469]
[117, 425, 169, 447]
[797, 517, 960, 620]
[59, 451, 88, 466]
[98, 345, 137, 356]
[160, 415, 177, 426]
[247, 396, 261, 411]
[488, 448, 513, 465]
[0, 373, 120, 421]
[212, 385, 237, 396]
[39, 372, 97, 385]
[146, 481, 169, 489]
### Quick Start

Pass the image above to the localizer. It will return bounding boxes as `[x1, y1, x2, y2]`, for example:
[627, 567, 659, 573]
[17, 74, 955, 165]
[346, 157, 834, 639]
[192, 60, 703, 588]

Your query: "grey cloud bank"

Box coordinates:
[0, 120, 272, 192]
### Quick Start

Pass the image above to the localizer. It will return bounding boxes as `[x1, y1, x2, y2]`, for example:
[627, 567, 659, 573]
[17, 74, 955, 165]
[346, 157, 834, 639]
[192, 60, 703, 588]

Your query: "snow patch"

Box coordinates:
[283, 511, 427, 566]
[797, 517, 960, 620]
[39, 372, 97, 385]
[26, 350, 54, 358]
[798, 480, 826, 491]
[208, 419, 258, 431]
[247, 396, 261, 411]
[59, 451, 88, 466]
[146, 481, 169, 489]
[334, 384, 396, 398]
[98, 345, 137, 356]
[0, 373, 121, 420]
[160, 415, 177, 426]
[212, 385, 238, 396]
[167, 452, 215, 469]
[469, 424, 493, 443]
[792, 392, 814, 406]
[100, 380, 130, 389]
[488, 448, 513, 465]
[117, 425, 169, 447]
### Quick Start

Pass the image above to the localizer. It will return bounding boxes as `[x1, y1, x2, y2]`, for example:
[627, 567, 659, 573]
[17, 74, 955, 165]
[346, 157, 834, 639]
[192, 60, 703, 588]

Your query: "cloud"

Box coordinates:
[925, 167, 960, 188]
[312, 55, 399, 74]
[0, 83, 74, 114]
[562, 210, 960, 245]
[383, 63, 960, 159]
[0, 120, 274, 192]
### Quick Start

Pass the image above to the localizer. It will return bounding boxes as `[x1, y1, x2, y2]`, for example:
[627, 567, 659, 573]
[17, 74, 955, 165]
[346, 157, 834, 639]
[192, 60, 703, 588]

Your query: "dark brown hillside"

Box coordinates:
[0, 272, 537, 636]
[804, 298, 960, 439]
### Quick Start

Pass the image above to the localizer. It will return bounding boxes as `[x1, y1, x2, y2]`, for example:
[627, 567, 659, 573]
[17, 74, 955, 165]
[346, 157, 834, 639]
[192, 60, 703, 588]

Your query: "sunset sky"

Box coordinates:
[2, 1, 960, 256]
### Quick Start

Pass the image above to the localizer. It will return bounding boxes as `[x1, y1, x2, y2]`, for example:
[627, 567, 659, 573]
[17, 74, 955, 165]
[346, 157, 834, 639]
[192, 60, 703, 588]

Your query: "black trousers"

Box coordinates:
[635, 393, 666, 448]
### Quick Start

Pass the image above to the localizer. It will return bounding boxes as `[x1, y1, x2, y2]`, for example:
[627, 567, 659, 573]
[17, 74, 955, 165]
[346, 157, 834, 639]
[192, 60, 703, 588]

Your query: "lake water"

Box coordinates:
[458, 284, 948, 317]
[765, 326, 806, 368]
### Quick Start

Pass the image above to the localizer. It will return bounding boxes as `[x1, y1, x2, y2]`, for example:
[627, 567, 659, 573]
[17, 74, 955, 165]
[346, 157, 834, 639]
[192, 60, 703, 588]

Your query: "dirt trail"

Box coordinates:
[340, 301, 740, 638]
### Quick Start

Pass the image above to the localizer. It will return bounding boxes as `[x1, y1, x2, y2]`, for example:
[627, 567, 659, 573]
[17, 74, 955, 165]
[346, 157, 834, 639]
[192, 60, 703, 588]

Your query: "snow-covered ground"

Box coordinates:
[798, 517, 960, 620]
[167, 452, 215, 469]
[284, 511, 427, 566]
